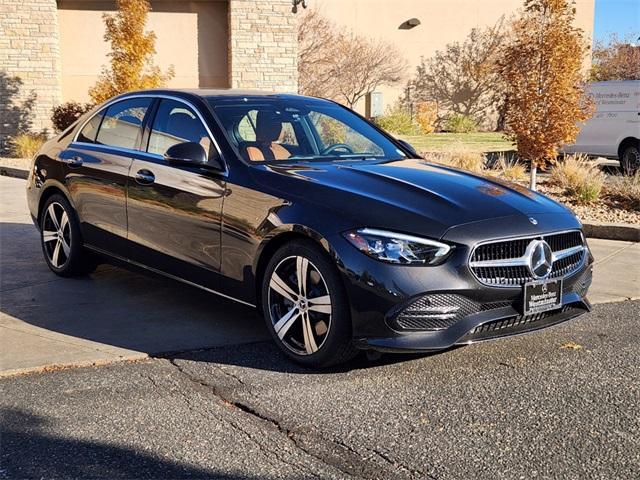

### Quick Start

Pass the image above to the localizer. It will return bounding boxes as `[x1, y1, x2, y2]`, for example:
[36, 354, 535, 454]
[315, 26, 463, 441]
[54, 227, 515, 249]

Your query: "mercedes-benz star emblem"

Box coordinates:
[528, 240, 553, 279]
[529, 217, 538, 225]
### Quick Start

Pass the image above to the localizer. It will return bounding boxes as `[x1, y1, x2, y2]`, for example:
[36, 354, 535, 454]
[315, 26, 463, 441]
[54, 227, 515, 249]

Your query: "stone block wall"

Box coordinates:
[0, 0, 61, 149]
[228, 0, 298, 93]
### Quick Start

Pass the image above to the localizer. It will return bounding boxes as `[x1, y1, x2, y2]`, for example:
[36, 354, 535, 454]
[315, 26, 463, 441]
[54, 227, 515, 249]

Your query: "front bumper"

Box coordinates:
[353, 266, 593, 353]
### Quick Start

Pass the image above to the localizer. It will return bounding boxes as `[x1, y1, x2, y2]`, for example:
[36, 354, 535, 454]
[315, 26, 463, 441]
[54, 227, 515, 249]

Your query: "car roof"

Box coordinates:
[123, 88, 312, 102]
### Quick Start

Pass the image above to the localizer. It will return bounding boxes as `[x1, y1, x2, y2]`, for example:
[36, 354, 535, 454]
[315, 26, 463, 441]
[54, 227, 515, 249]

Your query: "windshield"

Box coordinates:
[209, 97, 406, 164]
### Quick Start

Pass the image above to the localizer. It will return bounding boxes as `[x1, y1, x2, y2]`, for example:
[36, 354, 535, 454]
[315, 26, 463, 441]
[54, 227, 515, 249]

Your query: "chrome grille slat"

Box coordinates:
[470, 230, 586, 287]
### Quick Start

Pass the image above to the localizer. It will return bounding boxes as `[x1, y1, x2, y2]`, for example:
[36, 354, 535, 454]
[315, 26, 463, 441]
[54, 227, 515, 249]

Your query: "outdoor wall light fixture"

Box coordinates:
[399, 18, 421, 30]
[292, 0, 307, 13]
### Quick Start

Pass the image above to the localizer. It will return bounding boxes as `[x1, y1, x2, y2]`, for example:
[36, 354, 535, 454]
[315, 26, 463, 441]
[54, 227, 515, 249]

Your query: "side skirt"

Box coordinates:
[84, 244, 257, 308]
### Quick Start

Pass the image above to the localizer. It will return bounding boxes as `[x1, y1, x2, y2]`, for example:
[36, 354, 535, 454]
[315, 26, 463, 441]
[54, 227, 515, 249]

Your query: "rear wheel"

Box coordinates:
[40, 194, 97, 276]
[261, 240, 357, 368]
[620, 142, 640, 175]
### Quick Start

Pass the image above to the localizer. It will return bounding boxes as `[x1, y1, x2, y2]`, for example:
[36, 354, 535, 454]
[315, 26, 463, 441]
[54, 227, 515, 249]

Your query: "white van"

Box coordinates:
[563, 80, 640, 174]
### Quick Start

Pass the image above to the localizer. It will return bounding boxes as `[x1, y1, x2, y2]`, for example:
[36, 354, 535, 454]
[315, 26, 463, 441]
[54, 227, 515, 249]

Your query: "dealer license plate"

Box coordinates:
[523, 279, 562, 315]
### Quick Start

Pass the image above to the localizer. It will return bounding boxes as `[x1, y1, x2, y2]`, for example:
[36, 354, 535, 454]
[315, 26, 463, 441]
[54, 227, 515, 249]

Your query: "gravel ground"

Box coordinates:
[2, 300, 639, 479]
[537, 177, 640, 225]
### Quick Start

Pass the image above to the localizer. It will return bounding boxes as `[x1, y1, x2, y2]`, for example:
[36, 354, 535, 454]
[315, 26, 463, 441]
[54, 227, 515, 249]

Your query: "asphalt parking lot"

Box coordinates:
[2, 300, 639, 479]
[1, 174, 639, 479]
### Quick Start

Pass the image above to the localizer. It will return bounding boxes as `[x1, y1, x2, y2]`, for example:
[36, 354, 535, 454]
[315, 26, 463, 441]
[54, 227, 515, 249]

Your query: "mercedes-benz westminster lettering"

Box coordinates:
[26, 89, 594, 368]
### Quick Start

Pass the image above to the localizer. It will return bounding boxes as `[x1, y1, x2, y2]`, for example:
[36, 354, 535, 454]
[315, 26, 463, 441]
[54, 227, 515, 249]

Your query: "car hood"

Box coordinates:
[253, 158, 572, 239]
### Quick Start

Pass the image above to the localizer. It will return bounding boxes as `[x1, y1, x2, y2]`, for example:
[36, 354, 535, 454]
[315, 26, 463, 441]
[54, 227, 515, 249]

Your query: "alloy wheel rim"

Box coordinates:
[42, 202, 71, 268]
[268, 255, 332, 356]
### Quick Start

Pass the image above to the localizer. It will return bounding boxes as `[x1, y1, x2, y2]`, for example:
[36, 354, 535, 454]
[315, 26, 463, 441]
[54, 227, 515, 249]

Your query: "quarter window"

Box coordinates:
[147, 99, 214, 159]
[95, 98, 152, 150]
[77, 110, 104, 144]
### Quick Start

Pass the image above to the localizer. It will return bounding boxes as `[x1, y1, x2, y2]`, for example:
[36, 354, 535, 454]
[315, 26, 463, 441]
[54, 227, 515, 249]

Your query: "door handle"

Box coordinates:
[135, 169, 155, 185]
[61, 156, 83, 167]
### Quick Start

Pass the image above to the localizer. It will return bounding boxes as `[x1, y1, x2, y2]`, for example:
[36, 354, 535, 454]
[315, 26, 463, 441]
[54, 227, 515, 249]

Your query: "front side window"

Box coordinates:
[210, 97, 406, 164]
[147, 99, 214, 159]
[95, 98, 152, 150]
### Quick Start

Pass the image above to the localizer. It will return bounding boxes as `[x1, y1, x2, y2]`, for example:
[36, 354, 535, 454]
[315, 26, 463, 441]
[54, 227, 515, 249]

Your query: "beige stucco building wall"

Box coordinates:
[0, 0, 298, 142]
[57, 0, 230, 103]
[58, 0, 298, 103]
[313, 0, 595, 112]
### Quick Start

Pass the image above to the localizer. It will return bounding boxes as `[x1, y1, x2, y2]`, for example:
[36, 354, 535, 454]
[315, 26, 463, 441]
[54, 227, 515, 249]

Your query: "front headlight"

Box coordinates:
[343, 228, 453, 265]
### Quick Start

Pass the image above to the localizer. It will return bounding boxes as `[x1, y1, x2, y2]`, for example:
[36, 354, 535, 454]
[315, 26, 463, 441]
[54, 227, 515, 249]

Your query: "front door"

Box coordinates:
[126, 98, 226, 290]
[65, 97, 153, 255]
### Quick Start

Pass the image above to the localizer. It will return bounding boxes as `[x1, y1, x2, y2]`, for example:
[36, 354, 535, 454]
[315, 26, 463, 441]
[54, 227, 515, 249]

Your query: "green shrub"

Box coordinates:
[374, 106, 419, 135]
[51, 101, 93, 132]
[443, 114, 477, 133]
[9, 133, 47, 158]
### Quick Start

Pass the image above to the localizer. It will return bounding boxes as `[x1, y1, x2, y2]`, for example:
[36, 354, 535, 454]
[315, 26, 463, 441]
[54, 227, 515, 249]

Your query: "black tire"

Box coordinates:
[40, 194, 98, 277]
[261, 239, 358, 368]
[620, 142, 640, 175]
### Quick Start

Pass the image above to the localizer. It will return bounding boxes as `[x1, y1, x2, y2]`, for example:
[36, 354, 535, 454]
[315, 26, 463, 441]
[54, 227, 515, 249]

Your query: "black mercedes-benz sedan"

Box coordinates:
[26, 89, 593, 367]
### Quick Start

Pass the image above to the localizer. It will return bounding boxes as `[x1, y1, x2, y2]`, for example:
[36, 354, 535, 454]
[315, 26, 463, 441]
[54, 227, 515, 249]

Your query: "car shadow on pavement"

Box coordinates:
[163, 340, 442, 376]
[0, 407, 277, 479]
[0, 221, 438, 374]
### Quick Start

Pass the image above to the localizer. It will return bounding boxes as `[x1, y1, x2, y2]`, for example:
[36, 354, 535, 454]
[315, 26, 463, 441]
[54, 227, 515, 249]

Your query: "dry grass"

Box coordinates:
[605, 172, 640, 212]
[429, 145, 487, 174]
[549, 154, 605, 204]
[9, 133, 46, 159]
[491, 154, 528, 182]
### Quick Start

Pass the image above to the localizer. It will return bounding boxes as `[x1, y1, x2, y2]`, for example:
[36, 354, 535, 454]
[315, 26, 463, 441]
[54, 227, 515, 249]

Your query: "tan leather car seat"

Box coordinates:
[241, 111, 291, 161]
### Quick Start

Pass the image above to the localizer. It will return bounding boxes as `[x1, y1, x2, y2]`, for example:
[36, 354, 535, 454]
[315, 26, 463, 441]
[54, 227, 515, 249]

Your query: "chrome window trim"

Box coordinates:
[70, 141, 164, 161]
[72, 93, 228, 175]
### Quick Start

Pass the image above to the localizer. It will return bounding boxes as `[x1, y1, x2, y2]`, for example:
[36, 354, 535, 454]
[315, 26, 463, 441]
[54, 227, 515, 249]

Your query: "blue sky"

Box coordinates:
[594, 0, 640, 44]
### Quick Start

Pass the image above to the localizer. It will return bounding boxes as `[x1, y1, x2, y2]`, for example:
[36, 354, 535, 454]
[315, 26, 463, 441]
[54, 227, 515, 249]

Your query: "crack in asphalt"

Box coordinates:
[165, 358, 425, 480]
[164, 360, 327, 479]
[146, 366, 313, 477]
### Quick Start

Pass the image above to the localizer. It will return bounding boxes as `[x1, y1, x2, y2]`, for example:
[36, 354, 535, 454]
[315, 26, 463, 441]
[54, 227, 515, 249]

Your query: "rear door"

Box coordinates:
[65, 97, 153, 255]
[126, 97, 226, 290]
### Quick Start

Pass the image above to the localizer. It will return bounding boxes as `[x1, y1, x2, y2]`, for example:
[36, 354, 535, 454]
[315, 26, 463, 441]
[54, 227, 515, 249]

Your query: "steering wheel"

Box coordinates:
[320, 143, 354, 156]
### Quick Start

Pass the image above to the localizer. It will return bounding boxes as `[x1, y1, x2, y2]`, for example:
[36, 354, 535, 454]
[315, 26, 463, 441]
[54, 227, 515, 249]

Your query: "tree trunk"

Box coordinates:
[529, 164, 538, 191]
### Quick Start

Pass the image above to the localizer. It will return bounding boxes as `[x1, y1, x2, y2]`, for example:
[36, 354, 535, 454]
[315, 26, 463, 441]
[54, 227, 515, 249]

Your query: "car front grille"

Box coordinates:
[469, 230, 586, 287]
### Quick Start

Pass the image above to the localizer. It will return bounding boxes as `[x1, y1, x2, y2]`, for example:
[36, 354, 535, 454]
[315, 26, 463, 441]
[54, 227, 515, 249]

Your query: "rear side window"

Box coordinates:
[77, 110, 104, 144]
[95, 98, 152, 150]
[147, 99, 214, 159]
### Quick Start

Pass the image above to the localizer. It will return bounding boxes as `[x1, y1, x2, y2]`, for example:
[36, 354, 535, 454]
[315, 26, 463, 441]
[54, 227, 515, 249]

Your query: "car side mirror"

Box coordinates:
[164, 142, 224, 172]
[397, 139, 418, 156]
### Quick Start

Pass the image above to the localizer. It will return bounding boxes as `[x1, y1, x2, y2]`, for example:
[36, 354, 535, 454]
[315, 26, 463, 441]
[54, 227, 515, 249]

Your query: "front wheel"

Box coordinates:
[261, 239, 357, 368]
[620, 142, 640, 175]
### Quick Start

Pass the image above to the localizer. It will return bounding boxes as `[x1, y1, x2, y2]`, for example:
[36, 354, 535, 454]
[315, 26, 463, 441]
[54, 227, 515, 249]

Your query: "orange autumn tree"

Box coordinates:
[500, 0, 592, 189]
[89, 0, 173, 104]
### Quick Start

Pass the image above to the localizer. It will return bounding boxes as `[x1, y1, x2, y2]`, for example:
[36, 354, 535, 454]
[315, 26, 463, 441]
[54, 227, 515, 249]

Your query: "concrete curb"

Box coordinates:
[2, 164, 638, 242]
[0, 165, 29, 180]
[582, 222, 640, 242]
[0, 355, 150, 379]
